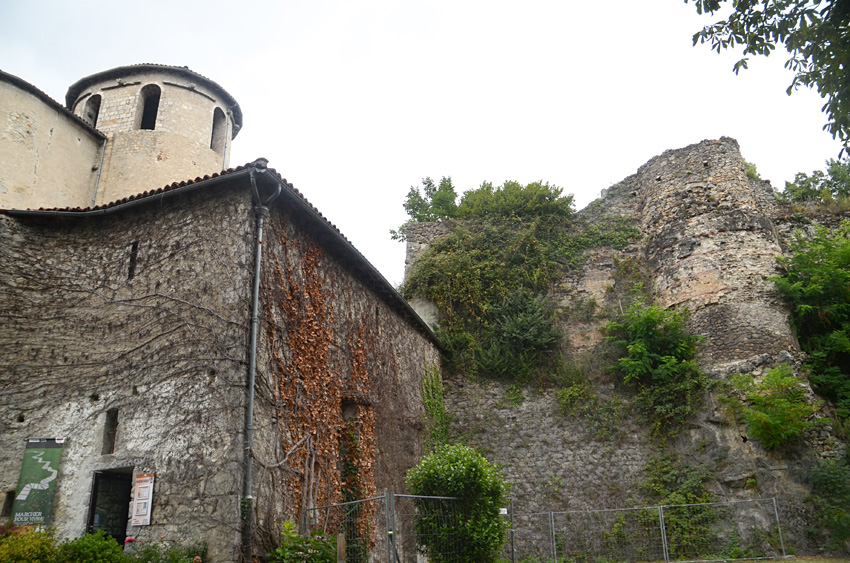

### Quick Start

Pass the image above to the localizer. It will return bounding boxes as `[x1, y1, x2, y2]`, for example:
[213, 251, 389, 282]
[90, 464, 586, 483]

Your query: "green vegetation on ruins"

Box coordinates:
[603, 294, 712, 437]
[772, 220, 850, 426]
[397, 176, 640, 381]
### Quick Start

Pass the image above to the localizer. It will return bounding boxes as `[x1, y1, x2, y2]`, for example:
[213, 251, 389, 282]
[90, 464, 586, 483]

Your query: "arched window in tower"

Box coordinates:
[210, 107, 227, 153]
[83, 94, 101, 128]
[139, 84, 161, 130]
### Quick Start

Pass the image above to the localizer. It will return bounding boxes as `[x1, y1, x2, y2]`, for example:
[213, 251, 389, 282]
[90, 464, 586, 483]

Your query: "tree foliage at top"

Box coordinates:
[686, 0, 850, 151]
[391, 177, 574, 240]
[781, 157, 850, 202]
[773, 221, 850, 418]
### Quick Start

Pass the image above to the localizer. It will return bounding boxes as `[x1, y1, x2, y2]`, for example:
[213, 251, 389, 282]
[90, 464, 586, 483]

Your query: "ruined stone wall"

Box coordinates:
[251, 204, 442, 550]
[407, 138, 845, 555]
[0, 78, 102, 210]
[0, 187, 255, 562]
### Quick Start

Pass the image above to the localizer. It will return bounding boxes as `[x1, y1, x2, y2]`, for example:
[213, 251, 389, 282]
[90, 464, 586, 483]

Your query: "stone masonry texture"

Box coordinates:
[408, 137, 850, 556]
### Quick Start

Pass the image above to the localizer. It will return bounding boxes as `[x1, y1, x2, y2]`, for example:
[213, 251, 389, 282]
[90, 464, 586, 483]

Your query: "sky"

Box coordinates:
[0, 1, 843, 286]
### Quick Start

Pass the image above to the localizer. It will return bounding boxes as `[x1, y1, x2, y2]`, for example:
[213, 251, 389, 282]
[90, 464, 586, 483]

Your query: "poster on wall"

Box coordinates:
[131, 473, 154, 526]
[11, 438, 65, 526]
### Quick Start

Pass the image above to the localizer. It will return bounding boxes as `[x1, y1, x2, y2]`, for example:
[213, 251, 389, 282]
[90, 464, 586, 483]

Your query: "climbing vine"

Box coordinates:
[263, 214, 376, 532]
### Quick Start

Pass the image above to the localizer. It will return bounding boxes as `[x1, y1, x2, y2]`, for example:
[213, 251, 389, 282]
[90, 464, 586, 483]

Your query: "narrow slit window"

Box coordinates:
[84, 95, 101, 128]
[102, 408, 119, 454]
[139, 85, 161, 130]
[1, 490, 14, 518]
[210, 107, 227, 153]
[128, 241, 139, 280]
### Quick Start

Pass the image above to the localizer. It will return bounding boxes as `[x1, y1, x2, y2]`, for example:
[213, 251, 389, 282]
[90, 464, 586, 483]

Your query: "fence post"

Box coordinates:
[658, 505, 669, 563]
[771, 497, 787, 558]
[510, 497, 515, 563]
[385, 490, 393, 563]
[549, 511, 556, 562]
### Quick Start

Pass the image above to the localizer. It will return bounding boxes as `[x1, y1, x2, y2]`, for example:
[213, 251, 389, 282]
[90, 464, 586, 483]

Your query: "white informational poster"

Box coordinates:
[131, 473, 154, 526]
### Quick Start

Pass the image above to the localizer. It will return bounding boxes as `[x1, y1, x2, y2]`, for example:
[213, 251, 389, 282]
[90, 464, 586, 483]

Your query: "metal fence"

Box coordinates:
[509, 498, 787, 563]
[305, 495, 787, 563]
[305, 492, 465, 563]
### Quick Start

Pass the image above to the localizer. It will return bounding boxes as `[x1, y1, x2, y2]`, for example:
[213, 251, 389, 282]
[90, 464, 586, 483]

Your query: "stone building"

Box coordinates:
[0, 65, 440, 561]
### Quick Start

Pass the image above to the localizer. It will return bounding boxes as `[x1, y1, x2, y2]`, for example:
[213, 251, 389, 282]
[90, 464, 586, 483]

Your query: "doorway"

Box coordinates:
[86, 470, 133, 545]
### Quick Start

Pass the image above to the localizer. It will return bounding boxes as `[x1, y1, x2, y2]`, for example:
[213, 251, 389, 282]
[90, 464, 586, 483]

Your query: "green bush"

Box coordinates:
[405, 444, 509, 563]
[268, 521, 336, 563]
[603, 297, 709, 435]
[0, 527, 57, 562]
[57, 530, 125, 563]
[124, 539, 206, 563]
[772, 221, 850, 420]
[732, 364, 820, 449]
[809, 455, 850, 548]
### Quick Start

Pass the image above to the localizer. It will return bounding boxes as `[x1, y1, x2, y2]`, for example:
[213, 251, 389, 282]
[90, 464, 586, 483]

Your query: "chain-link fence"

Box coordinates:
[509, 498, 787, 563]
[305, 495, 786, 563]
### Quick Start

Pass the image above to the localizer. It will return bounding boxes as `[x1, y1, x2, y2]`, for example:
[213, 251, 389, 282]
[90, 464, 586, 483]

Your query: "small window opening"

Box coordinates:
[84, 95, 101, 128]
[341, 399, 359, 422]
[139, 85, 161, 130]
[102, 408, 119, 454]
[1, 490, 14, 518]
[210, 107, 227, 153]
[128, 241, 139, 280]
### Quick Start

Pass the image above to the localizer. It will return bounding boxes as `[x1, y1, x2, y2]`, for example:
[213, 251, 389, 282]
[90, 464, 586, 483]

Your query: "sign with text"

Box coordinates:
[131, 473, 154, 526]
[12, 438, 65, 526]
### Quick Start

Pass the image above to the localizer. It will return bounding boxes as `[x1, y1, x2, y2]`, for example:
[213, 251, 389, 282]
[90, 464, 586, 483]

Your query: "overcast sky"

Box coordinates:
[1, 1, 843, 285]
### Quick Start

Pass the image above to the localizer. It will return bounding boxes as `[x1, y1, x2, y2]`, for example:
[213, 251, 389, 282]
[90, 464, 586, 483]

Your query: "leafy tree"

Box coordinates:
[809, 454, 850, 548]
[390, 177, 458, 240]
[391, 178, 573, 240]
[782, 157, 850, 202]
[772, 221, 850, 417]
[686, 0, 850, 150]
[604, 297, 710, 435]
[405, 444, 509, 563]
[732, 364, 821, 448]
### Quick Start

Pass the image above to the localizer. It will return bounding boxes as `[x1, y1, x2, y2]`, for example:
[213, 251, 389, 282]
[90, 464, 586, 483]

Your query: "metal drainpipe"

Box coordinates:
[91, 137, 107, 207]
[242, 161, 281, 560]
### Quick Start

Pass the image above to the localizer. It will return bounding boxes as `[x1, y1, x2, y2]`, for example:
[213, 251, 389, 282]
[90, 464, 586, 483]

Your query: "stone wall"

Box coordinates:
[406, 137, 847, 556]
[0, 186, 255, 562]
[251, 200, 442, 551]
[0, 77, 102, 210]
[68, 70, 234, 205]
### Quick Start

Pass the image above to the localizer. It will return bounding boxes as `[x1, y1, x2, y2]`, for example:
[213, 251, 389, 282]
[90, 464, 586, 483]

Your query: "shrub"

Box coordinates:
[733, 364, 820, 449]
[772, 221, 850, 420]
[603, 297, 709, 435]
[0, 527, 58, 562]
[268, 521, 336, 563]
[809, 455, 850, 548]
[405, 444, 509, 563]
[57, 530, 125, 563]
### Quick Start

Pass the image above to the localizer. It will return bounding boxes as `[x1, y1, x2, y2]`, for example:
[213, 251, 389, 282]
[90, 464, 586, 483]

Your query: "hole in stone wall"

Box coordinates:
[139, 84, 161, 130]
[127, 241, 139, 280]
[341, 399, 359, 422]
[210, 107, 227, 153]
[132, 386, 139, 396]
[102, 408, 119, 455]
[16, 414, 24, 423]
[0, 490, 14, 518]
[84, 94, 102, 128]
[91, 393, 101, 401]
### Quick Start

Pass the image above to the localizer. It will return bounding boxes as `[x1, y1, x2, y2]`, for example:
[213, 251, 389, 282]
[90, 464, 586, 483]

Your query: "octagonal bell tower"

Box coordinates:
[66, 64, 242, 206]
